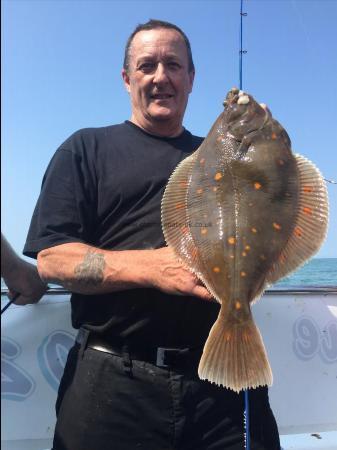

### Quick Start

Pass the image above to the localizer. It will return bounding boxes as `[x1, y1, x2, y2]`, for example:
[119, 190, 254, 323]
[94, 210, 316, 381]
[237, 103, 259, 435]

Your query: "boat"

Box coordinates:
[1, 286, 337, 450]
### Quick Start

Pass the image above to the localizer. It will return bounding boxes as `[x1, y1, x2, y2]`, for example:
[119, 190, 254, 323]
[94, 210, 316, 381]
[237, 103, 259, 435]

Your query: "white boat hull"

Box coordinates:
[1, 288, 336, 449]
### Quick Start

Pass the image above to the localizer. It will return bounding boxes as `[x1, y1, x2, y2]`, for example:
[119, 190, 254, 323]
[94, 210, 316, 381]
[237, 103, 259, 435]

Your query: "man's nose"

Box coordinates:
[153, 63, 169, 83]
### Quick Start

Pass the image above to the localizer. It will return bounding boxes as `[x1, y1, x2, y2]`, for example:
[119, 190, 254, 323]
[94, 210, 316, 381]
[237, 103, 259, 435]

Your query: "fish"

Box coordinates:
[161, 87, 329, 392]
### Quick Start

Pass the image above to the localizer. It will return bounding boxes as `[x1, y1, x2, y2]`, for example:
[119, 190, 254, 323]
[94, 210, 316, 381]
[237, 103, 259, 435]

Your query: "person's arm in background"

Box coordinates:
[38, 242, 213, 301]
[1, 232, 47, 305]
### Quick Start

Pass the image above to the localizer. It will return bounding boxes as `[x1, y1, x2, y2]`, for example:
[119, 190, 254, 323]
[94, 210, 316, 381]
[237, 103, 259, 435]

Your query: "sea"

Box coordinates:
[1, 258, 336, 291]
[273, 257, 337, 287]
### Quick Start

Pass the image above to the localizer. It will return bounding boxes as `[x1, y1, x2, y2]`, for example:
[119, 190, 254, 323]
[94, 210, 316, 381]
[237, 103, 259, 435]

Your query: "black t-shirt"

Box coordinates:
[24, 121, 220, 347]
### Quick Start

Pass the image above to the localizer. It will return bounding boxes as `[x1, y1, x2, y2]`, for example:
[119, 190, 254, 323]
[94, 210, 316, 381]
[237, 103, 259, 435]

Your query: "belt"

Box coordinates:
[76, 328, 202, 369]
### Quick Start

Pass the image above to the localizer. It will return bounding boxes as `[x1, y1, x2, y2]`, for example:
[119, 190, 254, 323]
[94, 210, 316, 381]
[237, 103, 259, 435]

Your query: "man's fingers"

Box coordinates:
[191, 285, 215, 302]
[7, 289, 18, 301]
[13, 294, 27, 305]
[10, 293, 36, 305]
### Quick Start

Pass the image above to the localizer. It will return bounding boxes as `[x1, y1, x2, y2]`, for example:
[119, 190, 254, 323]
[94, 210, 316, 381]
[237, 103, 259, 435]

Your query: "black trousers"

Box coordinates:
[53, 342, 280, 450]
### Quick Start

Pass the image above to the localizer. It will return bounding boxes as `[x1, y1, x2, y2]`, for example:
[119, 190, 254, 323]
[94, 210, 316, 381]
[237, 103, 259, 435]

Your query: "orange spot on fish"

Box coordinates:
[303, 186, 314, 193]
[242, 252, 247, 257]
[235, 301, 242, 310]
[229, 254, 235, 259]
[213, 186, 218, 192]
[251, 227, 257, 233]
[303, 206, 313, 215]
[201, 228, 208, 235]
[197, 188, 203, 194]
[240, 271, 247, 277]
[271, 132, 277, 140]
[214, 172, 223, 181]
[175, 202, 185, 209]
[228, 236, 236, 245]
[200, 158, 205, 165]
[278, 159, 285, 166]
[254, 182, 262, 190]
[180, 181, 188, 187]
[273, 222, 282, 231]
[213, 266, 221, 273]
[245, 245, 250, 251]
[294, 227, 303, 237]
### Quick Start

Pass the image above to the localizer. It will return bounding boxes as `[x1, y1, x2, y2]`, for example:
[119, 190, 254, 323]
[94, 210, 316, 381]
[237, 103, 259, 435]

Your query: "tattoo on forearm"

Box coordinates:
[74, 249, 105, 286]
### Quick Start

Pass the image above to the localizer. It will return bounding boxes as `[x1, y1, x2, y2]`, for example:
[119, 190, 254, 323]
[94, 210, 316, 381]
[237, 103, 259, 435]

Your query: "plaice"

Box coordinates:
[161, 88, 329, 392]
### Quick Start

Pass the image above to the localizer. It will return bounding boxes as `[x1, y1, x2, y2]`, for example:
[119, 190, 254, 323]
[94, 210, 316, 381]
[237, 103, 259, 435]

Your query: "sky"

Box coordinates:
[1, 0, 337, 259]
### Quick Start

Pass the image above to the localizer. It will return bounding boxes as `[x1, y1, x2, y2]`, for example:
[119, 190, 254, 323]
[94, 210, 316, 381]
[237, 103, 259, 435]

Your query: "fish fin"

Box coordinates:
[266, 154, 329, 285]
[198, 312, 272, 392]
[161, 152, 205, 276]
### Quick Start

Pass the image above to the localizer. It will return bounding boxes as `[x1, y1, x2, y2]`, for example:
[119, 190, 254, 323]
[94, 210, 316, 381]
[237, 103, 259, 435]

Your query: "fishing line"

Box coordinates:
[239, 1, 251, 449]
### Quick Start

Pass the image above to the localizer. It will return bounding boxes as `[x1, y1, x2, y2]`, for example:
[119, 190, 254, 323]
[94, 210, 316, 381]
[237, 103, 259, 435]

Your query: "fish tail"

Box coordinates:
[198, 314, 272, 393]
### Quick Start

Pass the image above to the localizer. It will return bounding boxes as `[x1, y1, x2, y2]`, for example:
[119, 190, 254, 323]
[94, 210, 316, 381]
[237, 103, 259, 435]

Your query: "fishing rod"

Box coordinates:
[1, 292, 20, 315]
[239, 1, 251, 449]
[239, 0, 247, 91]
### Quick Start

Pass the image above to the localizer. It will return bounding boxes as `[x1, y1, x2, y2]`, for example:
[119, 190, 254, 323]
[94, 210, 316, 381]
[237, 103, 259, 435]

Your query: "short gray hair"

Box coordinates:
[123, 19, 195, 74]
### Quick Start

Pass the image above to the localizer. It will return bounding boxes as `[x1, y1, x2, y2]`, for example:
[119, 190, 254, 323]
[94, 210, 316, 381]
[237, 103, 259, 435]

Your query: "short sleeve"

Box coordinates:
[23, 137, 97, 259]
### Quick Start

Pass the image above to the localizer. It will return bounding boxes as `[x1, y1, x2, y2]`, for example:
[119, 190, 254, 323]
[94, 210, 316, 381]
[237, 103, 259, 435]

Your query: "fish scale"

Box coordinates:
[161, 88, 329, 392]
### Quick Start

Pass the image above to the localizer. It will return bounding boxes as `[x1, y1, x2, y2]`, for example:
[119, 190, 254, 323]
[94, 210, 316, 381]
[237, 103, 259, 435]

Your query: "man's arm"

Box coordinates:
[37, 242, 213, 301]
[1, 233, 47, 305]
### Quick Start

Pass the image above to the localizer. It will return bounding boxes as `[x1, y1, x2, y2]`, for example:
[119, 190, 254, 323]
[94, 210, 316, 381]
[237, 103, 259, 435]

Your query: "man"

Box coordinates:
[24, 19, 280, 450]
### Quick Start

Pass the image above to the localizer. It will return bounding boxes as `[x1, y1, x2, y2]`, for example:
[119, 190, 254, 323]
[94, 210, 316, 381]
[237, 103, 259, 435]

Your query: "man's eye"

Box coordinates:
[168, 62, 180, 70]
[139, 63, 155, 72]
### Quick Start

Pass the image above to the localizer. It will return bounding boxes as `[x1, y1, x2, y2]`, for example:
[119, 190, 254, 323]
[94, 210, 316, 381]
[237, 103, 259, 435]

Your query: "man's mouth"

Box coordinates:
[151, 94, 173, 100]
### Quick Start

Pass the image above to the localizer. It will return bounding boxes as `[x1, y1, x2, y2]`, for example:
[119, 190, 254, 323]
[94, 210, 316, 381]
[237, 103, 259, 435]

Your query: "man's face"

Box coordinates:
[122, 28, 194, 136]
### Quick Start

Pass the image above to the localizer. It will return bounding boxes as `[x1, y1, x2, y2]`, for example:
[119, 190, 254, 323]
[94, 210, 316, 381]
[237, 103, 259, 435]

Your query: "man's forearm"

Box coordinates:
[37, 242, 213, 301]
[37, 242, 153, 295]
[1, 233, 21, 279]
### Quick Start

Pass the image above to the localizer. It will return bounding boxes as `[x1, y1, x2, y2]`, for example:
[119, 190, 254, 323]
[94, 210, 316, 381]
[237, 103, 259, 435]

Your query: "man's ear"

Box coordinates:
[122, 68, 131, 93]
[188, 70, 195, 94]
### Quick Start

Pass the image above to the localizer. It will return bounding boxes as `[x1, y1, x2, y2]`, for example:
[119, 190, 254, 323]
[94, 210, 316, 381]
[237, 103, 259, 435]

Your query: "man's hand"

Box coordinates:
[146, 247, 214, 302]
[1, 233, 47, 305]
[6, 259, 47, 305]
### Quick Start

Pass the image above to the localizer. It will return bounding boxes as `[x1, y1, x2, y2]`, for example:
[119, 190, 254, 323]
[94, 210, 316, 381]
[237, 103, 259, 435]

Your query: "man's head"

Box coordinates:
[123, 20, 195, 75]
[122, 19, 195, 137]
